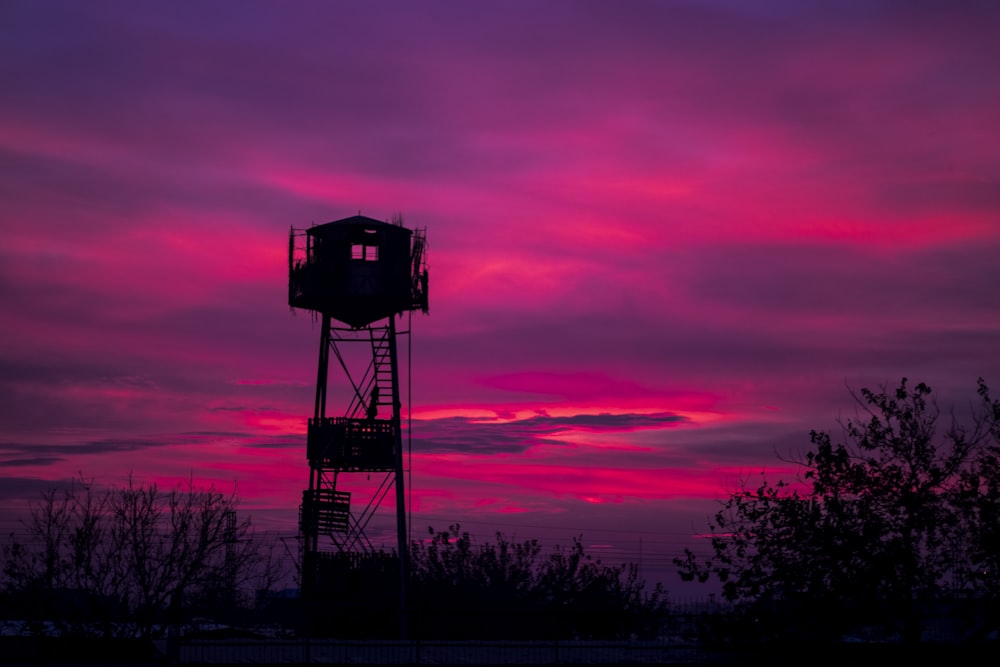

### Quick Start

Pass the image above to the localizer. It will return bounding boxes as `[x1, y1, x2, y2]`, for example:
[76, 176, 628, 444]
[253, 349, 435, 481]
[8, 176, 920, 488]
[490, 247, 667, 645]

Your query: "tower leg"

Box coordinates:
[302, 314, 330, 600]
[389, 315, 409, 639]
[314, 314, 330, 421]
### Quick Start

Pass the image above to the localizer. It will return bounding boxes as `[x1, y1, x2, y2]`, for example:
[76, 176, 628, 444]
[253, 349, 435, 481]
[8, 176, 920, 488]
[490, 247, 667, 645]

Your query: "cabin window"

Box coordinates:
[351, 243, 379, 261]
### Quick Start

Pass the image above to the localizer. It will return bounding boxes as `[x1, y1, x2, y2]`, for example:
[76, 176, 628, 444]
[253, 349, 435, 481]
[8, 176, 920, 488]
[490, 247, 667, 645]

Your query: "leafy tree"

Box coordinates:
[675, 378, 1000, 644]
[952, 380, 1000, 638]
[1, 477, 282, 638]
[409, 524, 667, 639]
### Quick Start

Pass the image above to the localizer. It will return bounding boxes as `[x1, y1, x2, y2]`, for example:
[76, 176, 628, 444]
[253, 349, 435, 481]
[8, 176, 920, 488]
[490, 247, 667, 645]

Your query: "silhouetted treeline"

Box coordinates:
[0, 483, 667, 641]
[407, 524, 668, 639]
[292, 527, 669, 640]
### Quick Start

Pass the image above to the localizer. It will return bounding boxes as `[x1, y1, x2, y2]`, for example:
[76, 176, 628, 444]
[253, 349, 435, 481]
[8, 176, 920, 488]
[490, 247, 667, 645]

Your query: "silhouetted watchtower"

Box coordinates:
[289, 214, 428, 637]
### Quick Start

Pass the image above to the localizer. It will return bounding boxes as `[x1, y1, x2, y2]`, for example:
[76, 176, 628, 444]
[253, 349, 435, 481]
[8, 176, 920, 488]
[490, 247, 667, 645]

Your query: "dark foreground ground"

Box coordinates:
[1, 637, 994, 666]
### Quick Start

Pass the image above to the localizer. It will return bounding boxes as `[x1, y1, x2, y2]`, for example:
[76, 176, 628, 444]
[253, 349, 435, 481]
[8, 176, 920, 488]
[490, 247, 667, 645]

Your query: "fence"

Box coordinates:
[168, 638, 717, 665]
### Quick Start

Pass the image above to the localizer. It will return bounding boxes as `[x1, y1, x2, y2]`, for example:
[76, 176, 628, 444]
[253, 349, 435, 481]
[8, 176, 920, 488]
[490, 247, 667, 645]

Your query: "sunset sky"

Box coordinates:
[2, 1, 999, 594]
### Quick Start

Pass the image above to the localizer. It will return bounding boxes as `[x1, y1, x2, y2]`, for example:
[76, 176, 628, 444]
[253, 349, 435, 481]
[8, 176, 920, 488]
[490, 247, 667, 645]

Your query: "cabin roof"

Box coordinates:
[307, 215, 408, 236]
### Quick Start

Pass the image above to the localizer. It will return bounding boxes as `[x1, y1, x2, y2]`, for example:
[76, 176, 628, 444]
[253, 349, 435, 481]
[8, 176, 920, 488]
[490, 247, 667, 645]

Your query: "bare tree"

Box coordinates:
[1, 476, 283, 638]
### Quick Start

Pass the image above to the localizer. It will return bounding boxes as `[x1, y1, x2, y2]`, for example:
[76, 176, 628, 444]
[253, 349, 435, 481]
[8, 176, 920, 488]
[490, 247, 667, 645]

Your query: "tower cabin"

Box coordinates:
[289, 215, 427, 328]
